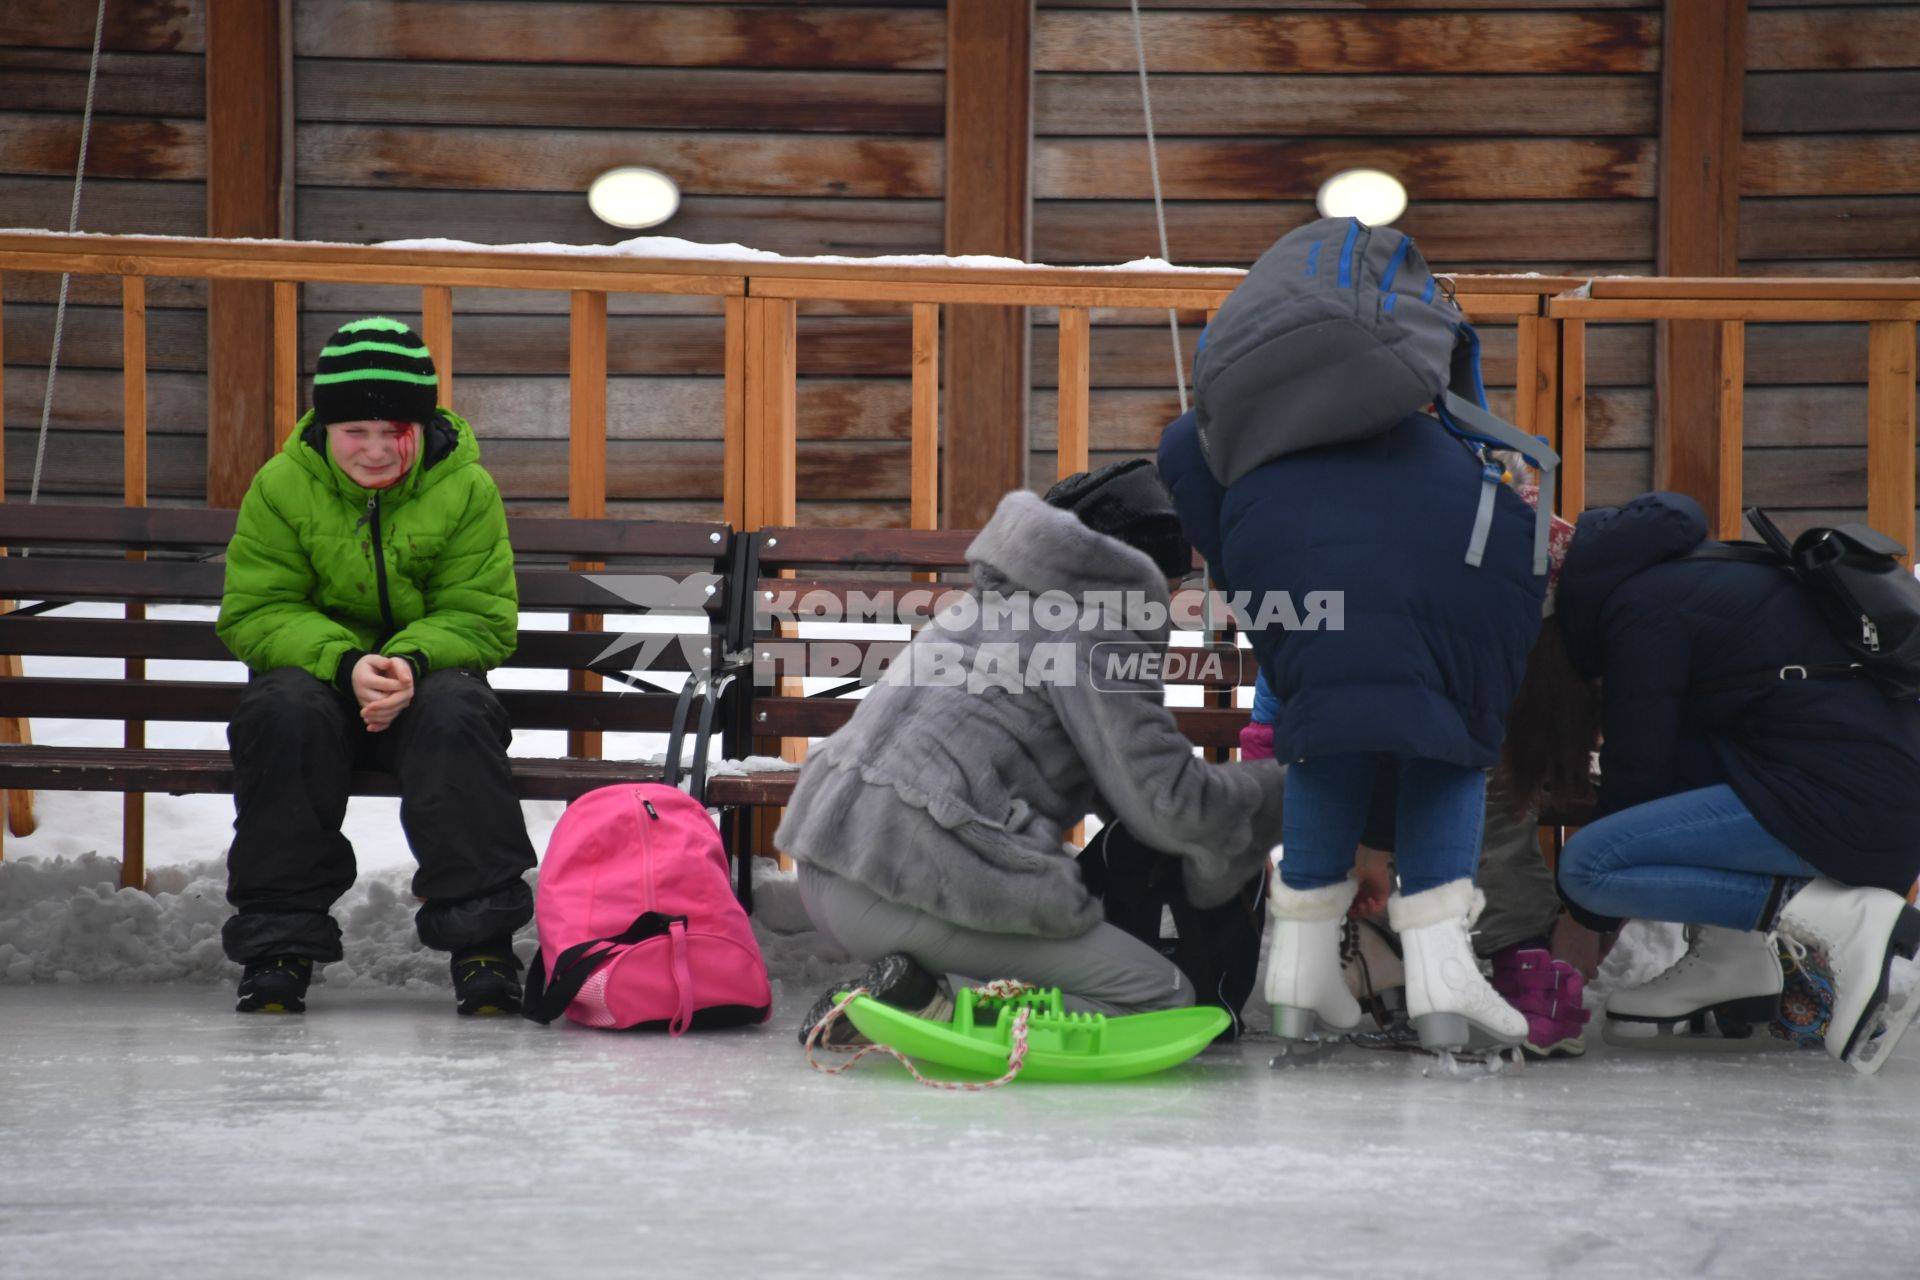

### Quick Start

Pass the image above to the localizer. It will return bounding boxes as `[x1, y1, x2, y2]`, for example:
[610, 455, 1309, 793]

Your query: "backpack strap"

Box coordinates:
[1684, 540, 1865, 691]
[1438, 389, 1561, 576]
[521, 911, 685, 1025]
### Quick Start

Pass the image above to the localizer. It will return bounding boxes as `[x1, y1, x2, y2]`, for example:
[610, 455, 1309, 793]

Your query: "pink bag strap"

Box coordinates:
[667, 918, 696, 1037]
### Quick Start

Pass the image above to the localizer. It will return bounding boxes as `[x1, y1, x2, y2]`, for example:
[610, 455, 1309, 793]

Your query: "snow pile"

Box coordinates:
[376, 234, 1234, 276]
[0, 850, 844, 997]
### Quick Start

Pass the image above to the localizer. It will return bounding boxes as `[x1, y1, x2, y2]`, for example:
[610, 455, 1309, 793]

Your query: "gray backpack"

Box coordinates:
[1194, 216, 1559, 575]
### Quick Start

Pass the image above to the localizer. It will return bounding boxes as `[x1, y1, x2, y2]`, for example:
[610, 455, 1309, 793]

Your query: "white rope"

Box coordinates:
[1128, 0, 1187, 416]
[30, 0, 109, 511]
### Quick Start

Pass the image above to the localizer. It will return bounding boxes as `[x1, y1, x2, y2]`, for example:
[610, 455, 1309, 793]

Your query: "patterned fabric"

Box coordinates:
[1770, 946, 1834, 1049]
[1515, 481, 1578, 607]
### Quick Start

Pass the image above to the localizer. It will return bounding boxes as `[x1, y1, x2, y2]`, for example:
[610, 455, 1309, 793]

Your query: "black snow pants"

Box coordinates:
[221, 666, 537, 964]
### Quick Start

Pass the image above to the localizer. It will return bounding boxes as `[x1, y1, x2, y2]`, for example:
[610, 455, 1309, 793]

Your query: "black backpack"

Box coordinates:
[1076, 822, 1267, 1040]
[1690, 507, 1920, 699]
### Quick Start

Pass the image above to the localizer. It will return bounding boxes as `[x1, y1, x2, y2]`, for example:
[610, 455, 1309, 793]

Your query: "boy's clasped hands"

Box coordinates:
[351, 653, 414, 732]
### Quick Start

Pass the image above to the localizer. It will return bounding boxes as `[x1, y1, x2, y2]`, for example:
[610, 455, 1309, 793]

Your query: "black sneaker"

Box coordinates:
[236, 956, 314, 1014]
[797, 952, 947, 1047]
[451, 940, 524, 1017]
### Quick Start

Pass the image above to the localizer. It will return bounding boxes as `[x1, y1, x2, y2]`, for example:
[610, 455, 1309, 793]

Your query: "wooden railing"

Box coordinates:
[1546, 278, 1919, 555]
[0, 231, 1575, 535]
[0, 231, 1913, 844]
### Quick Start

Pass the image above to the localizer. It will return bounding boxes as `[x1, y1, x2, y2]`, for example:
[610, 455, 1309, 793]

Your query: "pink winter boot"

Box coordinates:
[1490, 945, 1592, 1059]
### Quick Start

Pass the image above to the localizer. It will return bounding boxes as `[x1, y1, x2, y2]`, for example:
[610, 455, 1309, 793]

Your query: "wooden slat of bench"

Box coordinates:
[749, 632, 1255, 689]
[0, 505, 730, 560]
[751, 696, 1246, 748]
[0, 615, 708, 672]
[0, 504, 235, 550]
[754, 577, 972, 619]
[0, 556, 725, 615]
[0, 743, 669, 801]
[704, 772, 800, 808]
[0, 676, 686, 733]
[0, 558, 227, 603]
[507, 516, 729, 559]
[755, 526, 977, 569]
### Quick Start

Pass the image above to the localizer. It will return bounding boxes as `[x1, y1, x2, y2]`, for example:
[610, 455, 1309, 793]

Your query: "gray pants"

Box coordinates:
[1472, 781, 1563, 956]
[797, 863, 1194, 1016]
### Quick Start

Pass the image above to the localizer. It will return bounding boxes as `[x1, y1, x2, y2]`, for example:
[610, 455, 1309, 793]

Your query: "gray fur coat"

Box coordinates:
[775, 491, 1284, 939]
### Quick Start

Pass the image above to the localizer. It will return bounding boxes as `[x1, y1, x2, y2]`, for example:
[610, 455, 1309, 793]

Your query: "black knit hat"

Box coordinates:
[1043, 458, 1193, 578]
[311, 316, 439, 426]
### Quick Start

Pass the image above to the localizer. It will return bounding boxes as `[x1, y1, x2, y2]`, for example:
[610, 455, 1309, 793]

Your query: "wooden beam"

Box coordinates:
[944, 0, 1033, 527]
[1715, 321, 1746, 540]
[911, 302, 940, 529]
[567, 290, 607, 760]
[1056, 305, 1090, 478]
[721, 296, 747, 530]
[273, 281, 299, 434]
[205, 0, 287, 507]
[1866, 319, 1917, 565]
[123, 275, 148, 889]
[1559, 319, 1587, 517]
[744, 297, 799, 530]
[421, 285, 453, 410]
[1654, 0, 1746, 530]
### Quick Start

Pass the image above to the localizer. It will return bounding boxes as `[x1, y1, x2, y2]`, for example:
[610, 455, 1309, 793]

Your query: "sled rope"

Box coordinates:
[1127, 0, 1187, 416]
[30, 0, 108, 517]
[804, 980, 1037, 1090]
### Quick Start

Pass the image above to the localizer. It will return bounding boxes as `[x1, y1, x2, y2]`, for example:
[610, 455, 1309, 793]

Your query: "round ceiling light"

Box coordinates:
[588, 166, 681, 230]
[1314, 169, 1408, 227]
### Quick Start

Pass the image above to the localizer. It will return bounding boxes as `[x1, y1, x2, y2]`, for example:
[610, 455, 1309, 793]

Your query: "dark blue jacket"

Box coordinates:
[1556, 492, 1920, 892]
[1159, 409, 1544, 769]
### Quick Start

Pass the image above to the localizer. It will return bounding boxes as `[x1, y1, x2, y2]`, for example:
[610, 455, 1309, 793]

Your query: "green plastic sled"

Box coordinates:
[838, 985, 1229, 1083]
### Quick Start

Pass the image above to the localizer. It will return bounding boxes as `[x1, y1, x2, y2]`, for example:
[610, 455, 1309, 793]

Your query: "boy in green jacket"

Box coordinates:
[216, 316, 536, 1017]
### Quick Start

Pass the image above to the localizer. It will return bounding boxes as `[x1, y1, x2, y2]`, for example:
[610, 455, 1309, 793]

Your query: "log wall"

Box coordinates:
[0, 0, 1914, 534]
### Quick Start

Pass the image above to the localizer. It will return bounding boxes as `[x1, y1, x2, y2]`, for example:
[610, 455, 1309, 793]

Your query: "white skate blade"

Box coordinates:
[1846, 959, 1920, 1077]
[1601, 1014, 1790, 1054]
[1268, 1038, 1343, 1068]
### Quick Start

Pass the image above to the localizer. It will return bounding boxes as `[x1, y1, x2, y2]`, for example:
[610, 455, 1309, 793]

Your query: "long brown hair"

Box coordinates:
[1495, 615, 1601, 817]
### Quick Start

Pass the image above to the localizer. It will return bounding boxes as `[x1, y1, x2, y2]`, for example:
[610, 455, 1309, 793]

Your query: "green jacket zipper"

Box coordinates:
[358, 494, 397, 639]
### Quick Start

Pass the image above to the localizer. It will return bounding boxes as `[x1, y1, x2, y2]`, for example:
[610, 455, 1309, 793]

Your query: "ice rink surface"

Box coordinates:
[2, 983, 1915, 1280]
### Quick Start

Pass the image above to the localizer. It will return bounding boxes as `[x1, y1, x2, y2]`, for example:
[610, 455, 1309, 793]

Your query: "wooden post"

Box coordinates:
[721, 296, 747, 530]
[911, 303, 940, 530]
[1867, 319, 1918, 565]
[421, 285, 454, 411]
[0, 281, 27, 852]
[944, 0, 1034, 526]
[743, 296, 800, 863]
[743, 298, 798, 531]
[273, 281, 299, 434]
[1654, 0, 1746, 529]
[123, 276, 148, 889]
[1056, 306, 1091, 479]
[1559, 319, 1587, 518]
[205, 0, 287, 506]
[1715, 321, 1747, 540]
[568, 290, 607, 760]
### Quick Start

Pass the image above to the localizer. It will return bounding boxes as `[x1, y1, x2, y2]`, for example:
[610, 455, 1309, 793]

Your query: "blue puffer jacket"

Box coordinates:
[1159, 409, 1544, 769]
[1555, 492, 1920, 892]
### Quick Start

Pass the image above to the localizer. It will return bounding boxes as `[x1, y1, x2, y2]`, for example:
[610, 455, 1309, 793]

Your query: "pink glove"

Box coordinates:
[1239, 721, 1275, 762]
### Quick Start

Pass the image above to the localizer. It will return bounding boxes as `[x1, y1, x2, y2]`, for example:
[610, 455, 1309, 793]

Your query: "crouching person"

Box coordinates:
[215, 316, 536, 1017]
[780, 461, 1285, 1045]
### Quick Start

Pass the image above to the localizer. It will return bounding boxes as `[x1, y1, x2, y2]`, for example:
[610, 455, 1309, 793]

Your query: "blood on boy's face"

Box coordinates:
[326, 420, 419, 490]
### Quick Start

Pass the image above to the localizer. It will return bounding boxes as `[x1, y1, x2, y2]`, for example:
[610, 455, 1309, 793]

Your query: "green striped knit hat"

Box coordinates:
[311, 316, 439, 426]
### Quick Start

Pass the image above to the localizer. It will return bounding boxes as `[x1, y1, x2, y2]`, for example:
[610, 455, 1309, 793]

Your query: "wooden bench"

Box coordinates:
[0, 502, 760, 894]
[728, 526, 1255, 834]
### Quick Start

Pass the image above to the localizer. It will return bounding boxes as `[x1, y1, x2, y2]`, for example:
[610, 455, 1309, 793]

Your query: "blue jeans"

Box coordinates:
[1281, 754, 1486, 895]
[1559, 785, 1820, 931]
